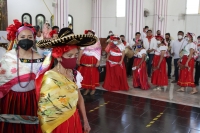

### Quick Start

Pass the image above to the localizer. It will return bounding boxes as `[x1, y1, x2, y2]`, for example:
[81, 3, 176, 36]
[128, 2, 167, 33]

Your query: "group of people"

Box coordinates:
[107, 26, 199, 95]
[0, 18, 200, 133]
[0, 19, 100, 133]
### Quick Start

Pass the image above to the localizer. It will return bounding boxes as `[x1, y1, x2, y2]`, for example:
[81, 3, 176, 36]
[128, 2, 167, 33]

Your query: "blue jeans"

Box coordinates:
[174, 58, 179, 81]
[147, 54, 154, 76]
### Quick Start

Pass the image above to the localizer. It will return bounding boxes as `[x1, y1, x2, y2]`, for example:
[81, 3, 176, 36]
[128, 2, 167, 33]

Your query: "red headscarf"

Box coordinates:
[49, 30, 58, 37]
[52, 45, 78, 58]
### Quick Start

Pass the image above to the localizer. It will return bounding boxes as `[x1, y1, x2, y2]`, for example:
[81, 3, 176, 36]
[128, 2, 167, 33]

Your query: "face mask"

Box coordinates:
[185, 37, 189, 41]
[178, 35, 183, 39]
[18, 39, 34, 51]
[60, 57, 77, 69]
[109, 33, 113, 35]
[137, 45, 142, 48]
[157, 41, 161, 44]
[145, 29, 148, 32]
[113, 41, 118, 45]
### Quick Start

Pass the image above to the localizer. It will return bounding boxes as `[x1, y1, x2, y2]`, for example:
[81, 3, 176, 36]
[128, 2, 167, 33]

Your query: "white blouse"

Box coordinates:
[11, 62, 43, 92]
[110, 43, 125, 56]
[76, 71, 83, 89]
[182, 42, 196, 56]
[134, 49, 147, 58]
[155, 46, 167, 55]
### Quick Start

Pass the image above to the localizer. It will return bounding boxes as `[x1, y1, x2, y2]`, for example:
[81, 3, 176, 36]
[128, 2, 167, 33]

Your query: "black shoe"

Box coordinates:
[171, 80, 177, 83]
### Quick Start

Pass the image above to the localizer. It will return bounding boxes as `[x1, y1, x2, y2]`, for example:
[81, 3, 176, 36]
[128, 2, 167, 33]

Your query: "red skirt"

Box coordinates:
[78, 55, 100, 90]
[103, 55, 129, 91]
[151, 55, 168, 86]
[37, 110, 83, 133]
[177, 55, 195, 87]
[133, 58, 150, 90]
[0, 90, 38, 133]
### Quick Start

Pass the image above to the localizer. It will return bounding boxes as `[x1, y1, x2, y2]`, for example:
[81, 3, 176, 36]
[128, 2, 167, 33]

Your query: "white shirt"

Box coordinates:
[0, 47, 6, 60]
[143, 37, 157, 54]
[141, 32, 147, 40]
[182, 42, 196, 56]
[134, 49, 147, 58]
[171, 39, 187, 59]
[155, 46, 167, 55]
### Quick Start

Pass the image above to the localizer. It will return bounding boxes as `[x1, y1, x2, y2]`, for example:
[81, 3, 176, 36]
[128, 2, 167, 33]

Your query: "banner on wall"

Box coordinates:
[0, 31, 8, 43]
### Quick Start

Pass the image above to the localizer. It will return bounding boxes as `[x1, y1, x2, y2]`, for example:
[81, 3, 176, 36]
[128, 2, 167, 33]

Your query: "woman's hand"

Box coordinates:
[96, 61, 100, 67]
[77, 60, 80, 66]
[83, 121, 91, 133]
[185, 62, 189, 68]
[119, 60, 123, 64]
[153, 66, 159, 71]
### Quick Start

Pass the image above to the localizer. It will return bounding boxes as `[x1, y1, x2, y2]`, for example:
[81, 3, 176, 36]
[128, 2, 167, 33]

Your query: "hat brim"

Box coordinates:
[36, 34, 98, 48]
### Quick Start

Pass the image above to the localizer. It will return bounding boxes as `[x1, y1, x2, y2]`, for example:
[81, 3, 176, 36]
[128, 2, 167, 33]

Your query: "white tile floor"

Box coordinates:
[97, 76, 200, 107]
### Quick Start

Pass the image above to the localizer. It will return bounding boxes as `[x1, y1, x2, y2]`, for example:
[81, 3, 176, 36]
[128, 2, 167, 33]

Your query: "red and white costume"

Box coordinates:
[178, 42, 196, 87]
[133, 49, 150, 90]
[78, 40, 101, 90]
[151, 45, 168, 86]
[103, 43, 129, 91]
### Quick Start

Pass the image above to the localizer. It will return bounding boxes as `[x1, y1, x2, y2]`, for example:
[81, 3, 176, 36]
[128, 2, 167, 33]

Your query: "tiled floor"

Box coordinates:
[96, 77, 200, 107]
[82, 89, 200, 133]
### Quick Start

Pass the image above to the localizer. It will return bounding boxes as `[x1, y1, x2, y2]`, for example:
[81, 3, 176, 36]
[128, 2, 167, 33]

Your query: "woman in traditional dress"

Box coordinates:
[78, 30, 101, 95]
[0, 19, 43, 133]
[177, 32, 198, 94]
[132, 39, 150, 90]
[36, 28, 97, 133]
[103, 36, 129, 91]
[151, 36, 168, 91]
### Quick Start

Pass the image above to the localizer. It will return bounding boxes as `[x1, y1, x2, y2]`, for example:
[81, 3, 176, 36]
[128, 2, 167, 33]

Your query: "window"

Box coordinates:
[186, 0, 199, 14]
[116, 0, 125, 17]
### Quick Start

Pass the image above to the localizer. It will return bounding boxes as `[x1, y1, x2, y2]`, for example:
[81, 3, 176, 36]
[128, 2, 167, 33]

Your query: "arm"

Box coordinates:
[77, 49, 84, 66]
[137, 54, 145, 68]
[185, 48, 194, 67]
[106, 52, 110, 61]
[119, 50, 125, 64]
[158, 51, 165, 67]
[77, 90, 91, 133]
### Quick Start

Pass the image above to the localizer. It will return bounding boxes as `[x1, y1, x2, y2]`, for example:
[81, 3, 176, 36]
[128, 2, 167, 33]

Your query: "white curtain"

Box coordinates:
[54, 0, 68, 28]
[125, 0, 144, 42]
[153, 0, 168, 36]
[92, 0, 102, 38]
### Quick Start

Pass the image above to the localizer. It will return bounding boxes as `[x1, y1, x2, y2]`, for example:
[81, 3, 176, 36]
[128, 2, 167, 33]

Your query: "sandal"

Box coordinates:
[83, 90, 90, 95]
[190, 91, 198, 95]
[90, 90, 96, 95]
[177, 88, 185, 92]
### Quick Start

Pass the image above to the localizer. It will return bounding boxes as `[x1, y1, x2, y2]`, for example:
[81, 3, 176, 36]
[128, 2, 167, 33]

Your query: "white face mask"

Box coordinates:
[157, 41, 161, 44]
[113, 41, 118, 45]
[178, 35, 183, 39]
[185, 37, 189, 41]
[109, 33, 113, 35]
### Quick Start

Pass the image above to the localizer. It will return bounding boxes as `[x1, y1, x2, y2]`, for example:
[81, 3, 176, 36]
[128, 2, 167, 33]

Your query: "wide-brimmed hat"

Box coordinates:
[36, 27, 98, 48]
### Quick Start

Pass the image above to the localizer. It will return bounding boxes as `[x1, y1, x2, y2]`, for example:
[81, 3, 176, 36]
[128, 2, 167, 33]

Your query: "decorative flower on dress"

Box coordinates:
[11, 68, 17, 74]
[49, 30, 58, 38]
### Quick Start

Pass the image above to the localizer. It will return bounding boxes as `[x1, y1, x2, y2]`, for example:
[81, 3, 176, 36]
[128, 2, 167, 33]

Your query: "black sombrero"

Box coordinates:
[36, 27, 98, 48]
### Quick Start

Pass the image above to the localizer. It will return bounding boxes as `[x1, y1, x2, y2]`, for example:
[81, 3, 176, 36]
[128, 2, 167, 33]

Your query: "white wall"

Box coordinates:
[101, 0, 126, 37]
[7, 0, 54, 26]
[68, 0, 92, 34]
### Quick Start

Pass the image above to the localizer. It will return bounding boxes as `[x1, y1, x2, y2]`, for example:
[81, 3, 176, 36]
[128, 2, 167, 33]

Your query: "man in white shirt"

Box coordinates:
[143, 30, 157, 77]
[171, 31, 187, 83]
[141, 26, 149, 40]
[0, 46, 6, 60]
[195, 36, 200, 85]
[165, 33, 174, 79]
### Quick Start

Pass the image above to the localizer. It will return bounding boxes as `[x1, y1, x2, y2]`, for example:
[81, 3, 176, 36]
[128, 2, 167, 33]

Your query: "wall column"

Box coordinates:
[153, 0, 168, 35]
[54, 0, 68, 28]
[92, 0, 102, 38]
[125, 0, 144, 42]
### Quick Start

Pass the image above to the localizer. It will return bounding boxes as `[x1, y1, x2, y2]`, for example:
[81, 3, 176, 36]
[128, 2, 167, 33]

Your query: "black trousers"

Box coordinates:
[127, 57, 134, 76]
[174, 58, 179, 81]
[195, 61, 200, 85]
[166, 57, 172, 77]
[147, 54, 154, 76]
